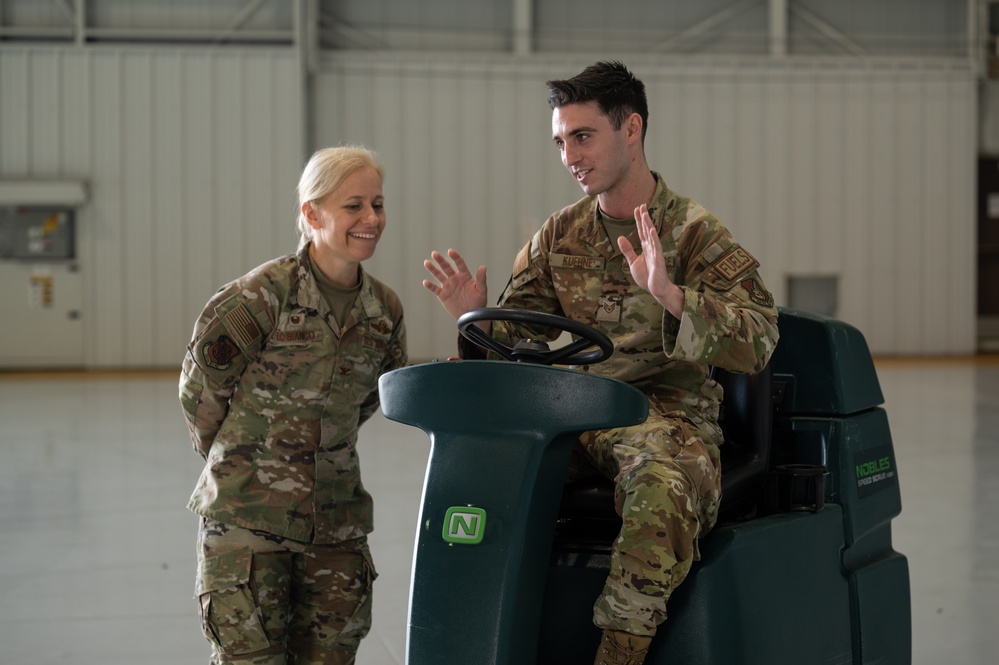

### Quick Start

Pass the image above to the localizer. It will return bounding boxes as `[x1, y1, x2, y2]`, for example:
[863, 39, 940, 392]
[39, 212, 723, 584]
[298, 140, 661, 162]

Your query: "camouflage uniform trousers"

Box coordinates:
[195, 519, 377, 664]
[570, 409, 722, 637]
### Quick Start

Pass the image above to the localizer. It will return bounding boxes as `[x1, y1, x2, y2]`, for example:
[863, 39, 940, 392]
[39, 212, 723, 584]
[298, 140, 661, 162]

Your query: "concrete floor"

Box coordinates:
[0, 358, 996, 664]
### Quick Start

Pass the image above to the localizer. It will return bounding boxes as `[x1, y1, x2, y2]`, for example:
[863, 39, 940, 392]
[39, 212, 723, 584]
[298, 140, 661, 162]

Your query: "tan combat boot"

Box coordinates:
[593, 629, 653, 665]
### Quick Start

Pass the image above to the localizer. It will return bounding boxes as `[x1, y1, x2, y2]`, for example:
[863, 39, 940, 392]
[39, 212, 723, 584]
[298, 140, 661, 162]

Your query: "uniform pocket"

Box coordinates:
[197, 548, 270, 656]
[336, 547, 377, 649]
[297, 544, 378, 651]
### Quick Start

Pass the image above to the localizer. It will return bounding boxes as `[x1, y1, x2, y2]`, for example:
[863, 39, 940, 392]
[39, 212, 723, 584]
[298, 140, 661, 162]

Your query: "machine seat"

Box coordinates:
[554, 363, 775, 551]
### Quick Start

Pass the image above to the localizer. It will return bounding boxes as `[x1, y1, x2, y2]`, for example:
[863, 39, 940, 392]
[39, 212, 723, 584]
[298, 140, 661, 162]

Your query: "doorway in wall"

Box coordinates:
[978, 158, 999, 352]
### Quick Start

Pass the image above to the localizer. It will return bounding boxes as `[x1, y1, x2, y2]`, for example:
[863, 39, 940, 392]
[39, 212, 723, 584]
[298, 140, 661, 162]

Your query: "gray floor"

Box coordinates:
[0, 359, 996, 664]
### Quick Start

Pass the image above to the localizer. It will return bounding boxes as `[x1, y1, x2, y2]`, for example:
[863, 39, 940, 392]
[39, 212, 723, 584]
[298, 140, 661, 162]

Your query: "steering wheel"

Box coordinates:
[456, 308, 614, 366]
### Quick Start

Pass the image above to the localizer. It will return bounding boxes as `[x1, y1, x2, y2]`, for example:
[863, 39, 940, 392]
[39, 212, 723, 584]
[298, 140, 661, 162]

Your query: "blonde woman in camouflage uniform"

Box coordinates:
[181, 146, 407, 664]
[423, 62, 779, 665]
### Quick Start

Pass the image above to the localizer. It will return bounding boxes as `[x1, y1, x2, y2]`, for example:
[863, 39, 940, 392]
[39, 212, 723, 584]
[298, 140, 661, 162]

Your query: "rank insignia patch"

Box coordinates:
[596, 295, 623, 323]
[203, 335, 240, 370]
[741, 278, 775, 307]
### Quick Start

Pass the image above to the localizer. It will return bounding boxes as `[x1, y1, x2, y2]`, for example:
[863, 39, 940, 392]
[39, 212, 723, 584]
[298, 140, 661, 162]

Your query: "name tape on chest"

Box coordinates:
[270, 312, 316, 344]
[271, 329, 318, 343]
[551, 253, 606, 271]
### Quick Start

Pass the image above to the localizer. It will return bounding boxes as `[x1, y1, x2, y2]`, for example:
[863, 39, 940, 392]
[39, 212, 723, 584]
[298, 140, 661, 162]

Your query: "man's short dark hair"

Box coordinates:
[546, 61, 649, 142]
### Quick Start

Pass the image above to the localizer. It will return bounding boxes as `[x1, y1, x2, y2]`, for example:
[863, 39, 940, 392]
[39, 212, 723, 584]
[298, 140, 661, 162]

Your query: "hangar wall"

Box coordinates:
[0, 46, 303, 367]
[320, 54, 977, 360]
[0, 46, 978, 365]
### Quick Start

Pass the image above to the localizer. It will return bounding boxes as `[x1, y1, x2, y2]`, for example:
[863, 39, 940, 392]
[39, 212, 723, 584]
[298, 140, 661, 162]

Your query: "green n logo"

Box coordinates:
[442, 506, 487, 545]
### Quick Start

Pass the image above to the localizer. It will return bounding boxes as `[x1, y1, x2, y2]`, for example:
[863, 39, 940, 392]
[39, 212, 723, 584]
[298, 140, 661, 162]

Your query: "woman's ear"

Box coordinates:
[301, 201, 321, 229]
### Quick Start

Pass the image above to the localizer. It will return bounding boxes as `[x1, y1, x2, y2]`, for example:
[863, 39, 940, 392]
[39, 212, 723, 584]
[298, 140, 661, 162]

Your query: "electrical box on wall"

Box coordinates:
[0, 180, 87, 370]
[0, 207, 75, 261]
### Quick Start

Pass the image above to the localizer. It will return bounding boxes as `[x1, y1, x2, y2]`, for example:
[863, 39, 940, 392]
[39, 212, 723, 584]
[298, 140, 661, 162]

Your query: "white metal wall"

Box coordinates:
[0, 48, 978, 366]
[0, 46, 303, 368]
[318, 54, 978, 359]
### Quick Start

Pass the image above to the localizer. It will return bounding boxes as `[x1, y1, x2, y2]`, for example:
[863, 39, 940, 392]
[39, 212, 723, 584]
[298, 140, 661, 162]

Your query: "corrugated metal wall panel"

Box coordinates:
[149, 54, 182, 365]
[29, 52, 62, 173]
[816, 75, 846, 274]
[315, 55, 976, 359]
[0, 46, 302, 368]
[840, 76, 873, 336]
[894, 75, 925, 354]
[0, 53, 30, 171]
[787, 70, 819, 275]
[867, 74, 902, 350]
[392, 73, 436, 356]
[122, 54, 155, 366]
[919, 76, 950, 353]
[946, 83, 978, 352]
[0, 48, 976, 364]
[89, 51, 127, 366]
[179, 52, 219, 351]
[731, 73, 767, 273]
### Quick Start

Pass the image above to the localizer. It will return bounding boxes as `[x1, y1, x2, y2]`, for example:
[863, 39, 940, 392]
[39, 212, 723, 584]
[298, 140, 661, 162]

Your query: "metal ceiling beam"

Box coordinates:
[789, 1, 867, 56]
[4, 0, 292, 45]
[318, 9, 387, 50]
[653, 0, 761, 53]
[294, 0, 316, 161]
[770, 0, 787, 57]
[50, 0, 75, 23]
[215, 0, 270, 44]
[74, 0, 86, 45]
[513, 0, 532, 55]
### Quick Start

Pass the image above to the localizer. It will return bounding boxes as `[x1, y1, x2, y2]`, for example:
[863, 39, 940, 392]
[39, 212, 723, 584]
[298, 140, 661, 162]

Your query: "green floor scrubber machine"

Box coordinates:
[377, 307, 911, 665]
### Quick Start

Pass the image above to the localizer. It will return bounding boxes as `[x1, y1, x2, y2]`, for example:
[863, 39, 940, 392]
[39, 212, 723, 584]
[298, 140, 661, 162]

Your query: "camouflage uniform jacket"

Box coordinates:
[484, 174, 778, 430]
[180, 244, 408, 544]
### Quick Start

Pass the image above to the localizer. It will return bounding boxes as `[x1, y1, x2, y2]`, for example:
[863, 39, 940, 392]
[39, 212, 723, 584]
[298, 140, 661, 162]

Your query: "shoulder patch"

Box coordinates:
[509, 240, 540, 291]
[711, 245, 759, 283]
[512, 243, 531, 277]
[202, 335, 241, 371]
[741, 277, 775, 307]
[222, 302, 263, 350]
[701, 241, 727, 264]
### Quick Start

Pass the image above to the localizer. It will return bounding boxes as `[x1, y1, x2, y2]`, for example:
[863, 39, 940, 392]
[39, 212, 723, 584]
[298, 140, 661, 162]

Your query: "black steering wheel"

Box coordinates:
[456, 308, 614, 366]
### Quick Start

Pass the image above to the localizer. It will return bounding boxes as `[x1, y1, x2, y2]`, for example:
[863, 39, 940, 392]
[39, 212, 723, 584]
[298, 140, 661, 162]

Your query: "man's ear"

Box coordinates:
[625, 112, 643, 144]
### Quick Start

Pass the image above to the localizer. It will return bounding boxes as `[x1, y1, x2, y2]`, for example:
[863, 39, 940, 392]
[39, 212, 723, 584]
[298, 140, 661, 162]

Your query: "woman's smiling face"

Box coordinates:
[305, 165, 386, 282]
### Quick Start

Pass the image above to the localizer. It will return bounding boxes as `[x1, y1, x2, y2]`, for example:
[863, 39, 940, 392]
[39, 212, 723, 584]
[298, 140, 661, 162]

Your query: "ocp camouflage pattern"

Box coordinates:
[477, 174, 779, 635]
[180, 244, 407, 545]
[488, 173, 779, 423]
[196, 519, 375, 663]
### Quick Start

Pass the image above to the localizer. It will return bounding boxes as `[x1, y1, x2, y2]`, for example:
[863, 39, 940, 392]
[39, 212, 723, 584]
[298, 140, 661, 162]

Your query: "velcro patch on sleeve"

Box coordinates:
[710, 245, 759, 283]
[701, 242, 727, 264]
[220, 302, 263, 352]
[512, 243, 531, 277]
[202, 334, 241, 371]
[509, 241, 539, 291]
[741, 277, 775, 307]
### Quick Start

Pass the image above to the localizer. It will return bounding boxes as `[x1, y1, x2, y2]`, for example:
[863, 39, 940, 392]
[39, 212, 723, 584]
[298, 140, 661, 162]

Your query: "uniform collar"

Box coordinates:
[577, 172, 672, 256]
[294, 244, 325, 312]
[295, 243, 385, 324]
